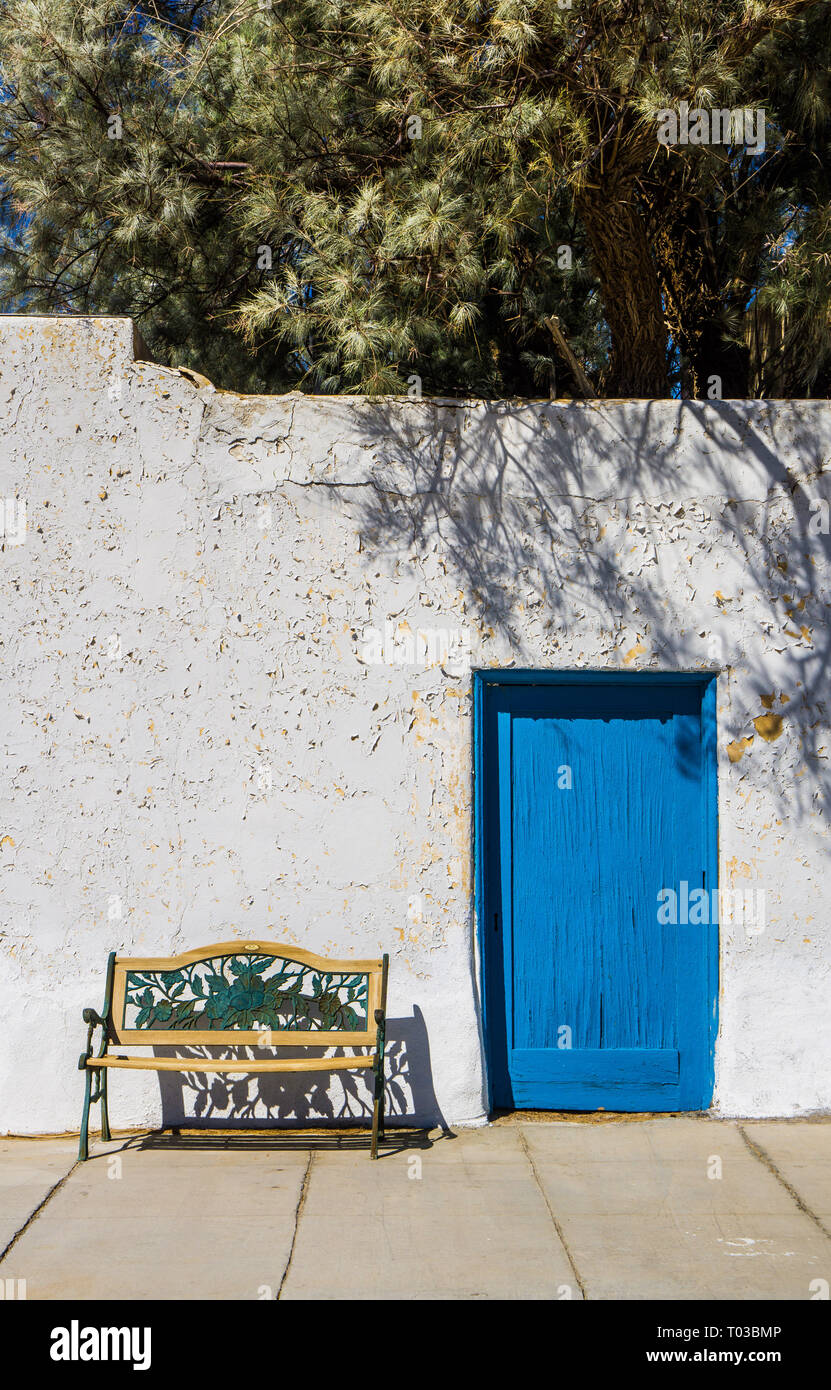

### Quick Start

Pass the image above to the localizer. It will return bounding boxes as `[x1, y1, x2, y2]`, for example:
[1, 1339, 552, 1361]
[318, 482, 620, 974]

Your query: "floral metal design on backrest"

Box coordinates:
[123, 953, 369, 1032]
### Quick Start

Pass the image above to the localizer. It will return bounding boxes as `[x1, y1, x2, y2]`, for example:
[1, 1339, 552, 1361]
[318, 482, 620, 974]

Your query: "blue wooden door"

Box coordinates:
[478, 675, 717, 1112]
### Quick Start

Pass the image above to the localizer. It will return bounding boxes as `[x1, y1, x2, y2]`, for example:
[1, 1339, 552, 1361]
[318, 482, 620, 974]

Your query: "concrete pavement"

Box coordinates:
[0, 1118, 828, 1299]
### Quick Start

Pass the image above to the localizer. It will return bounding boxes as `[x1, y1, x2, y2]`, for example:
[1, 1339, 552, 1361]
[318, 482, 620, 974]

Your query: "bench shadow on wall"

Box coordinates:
[144, 1005, 450, 1146]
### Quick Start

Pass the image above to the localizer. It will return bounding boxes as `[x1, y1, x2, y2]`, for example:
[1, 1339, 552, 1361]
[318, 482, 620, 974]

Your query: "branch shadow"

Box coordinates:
[341, 396, 831, 825]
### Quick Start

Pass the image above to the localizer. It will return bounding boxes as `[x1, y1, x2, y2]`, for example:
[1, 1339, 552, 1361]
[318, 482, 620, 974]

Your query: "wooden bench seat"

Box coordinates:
[88, 1054, 375, 1072]
[79, 941, 389, 1159]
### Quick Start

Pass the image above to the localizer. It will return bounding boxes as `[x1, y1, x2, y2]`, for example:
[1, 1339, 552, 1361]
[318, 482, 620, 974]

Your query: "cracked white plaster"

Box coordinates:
[0, 316, 830, 1133]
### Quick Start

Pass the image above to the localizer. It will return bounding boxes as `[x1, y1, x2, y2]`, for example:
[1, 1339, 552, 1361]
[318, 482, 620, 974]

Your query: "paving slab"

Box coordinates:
[1, 1120, 829, 1300]
[281, 1126, 580, 1300]
[741, 1121, 831, 1225]
[0, 1140, 309, 1299]
[0, 1139, 78, 1254]
[522, 1118, 831, 1299]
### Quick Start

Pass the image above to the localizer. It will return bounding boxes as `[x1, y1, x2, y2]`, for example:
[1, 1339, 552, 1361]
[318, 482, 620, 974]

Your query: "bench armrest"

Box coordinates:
[79, 1008, 109, 1070]
[78, 952, 117, 1070]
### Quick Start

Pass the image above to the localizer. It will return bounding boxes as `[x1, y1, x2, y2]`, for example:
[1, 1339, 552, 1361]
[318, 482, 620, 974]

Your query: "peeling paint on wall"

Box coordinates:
[753, 713, 785, 742]
[727, 736, 754, 764]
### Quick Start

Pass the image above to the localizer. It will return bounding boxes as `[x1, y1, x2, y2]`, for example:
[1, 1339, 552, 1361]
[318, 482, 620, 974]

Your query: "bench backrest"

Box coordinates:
[107, 941, 386, 1047]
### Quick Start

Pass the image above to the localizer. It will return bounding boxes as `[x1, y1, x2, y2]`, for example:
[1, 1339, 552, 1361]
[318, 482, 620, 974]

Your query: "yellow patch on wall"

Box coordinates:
[753, 713, 784, 742]
[724, 856, 754, 883]
[727, 736, 754, 763]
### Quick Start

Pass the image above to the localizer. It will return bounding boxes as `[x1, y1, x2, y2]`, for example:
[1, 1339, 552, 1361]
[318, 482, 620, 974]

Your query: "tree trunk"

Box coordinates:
[576, 180, 669, 397]
[647, 179, 750, 399]
[689, 319, 749, 399]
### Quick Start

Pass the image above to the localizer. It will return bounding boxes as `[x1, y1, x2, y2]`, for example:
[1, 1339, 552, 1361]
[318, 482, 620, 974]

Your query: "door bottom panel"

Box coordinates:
[510, 1047, 681, 1110]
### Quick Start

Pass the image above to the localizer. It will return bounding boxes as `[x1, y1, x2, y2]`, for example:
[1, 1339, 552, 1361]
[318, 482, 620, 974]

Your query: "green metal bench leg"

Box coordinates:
[99, 1068, 112, 1143]
[370, 1071, 384, 1160]
[370, 956, 389, 1160]
[79, 1067, 93, 1162]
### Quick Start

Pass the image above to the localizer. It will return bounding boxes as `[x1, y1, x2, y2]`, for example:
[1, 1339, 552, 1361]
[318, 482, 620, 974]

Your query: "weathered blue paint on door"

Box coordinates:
[476, 674, 718, 1112]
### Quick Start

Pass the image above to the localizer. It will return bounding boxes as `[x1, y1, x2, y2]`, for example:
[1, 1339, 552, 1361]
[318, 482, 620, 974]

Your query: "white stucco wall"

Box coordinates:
[0, 314, 829, 1133]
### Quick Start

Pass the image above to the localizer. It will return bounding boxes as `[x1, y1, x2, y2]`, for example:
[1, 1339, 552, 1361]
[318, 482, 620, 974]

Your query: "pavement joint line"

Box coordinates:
[276, 1149, 314, 1300]
[0, 1158, 79, 1266]
[516, 1126, 588, 1301]
[738, 1124, 831, 1244]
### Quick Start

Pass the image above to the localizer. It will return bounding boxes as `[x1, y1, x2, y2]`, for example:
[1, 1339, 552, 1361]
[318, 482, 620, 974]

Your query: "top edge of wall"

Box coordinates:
[1, 314, 829, 410]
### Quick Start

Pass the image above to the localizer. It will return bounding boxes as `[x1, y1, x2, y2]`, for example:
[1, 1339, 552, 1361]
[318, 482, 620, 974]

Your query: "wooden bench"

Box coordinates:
[79, 941, 389, 1160]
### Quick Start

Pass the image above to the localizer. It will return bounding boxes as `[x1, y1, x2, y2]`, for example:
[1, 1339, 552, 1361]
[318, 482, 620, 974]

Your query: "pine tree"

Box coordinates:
[0, 0, 827, 398]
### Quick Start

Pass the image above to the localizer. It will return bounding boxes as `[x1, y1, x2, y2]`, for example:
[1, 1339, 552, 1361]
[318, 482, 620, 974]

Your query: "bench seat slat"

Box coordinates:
[88, 1055, 374, 1073]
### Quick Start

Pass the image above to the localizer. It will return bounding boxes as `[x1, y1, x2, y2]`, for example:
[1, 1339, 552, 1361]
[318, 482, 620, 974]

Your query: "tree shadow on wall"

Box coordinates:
[149, 1005, 451, 1136]
[338, 396, 831, 825]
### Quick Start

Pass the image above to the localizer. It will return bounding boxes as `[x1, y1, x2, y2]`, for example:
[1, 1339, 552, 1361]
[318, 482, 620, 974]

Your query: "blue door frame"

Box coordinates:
[474, 670, 719, 1113]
